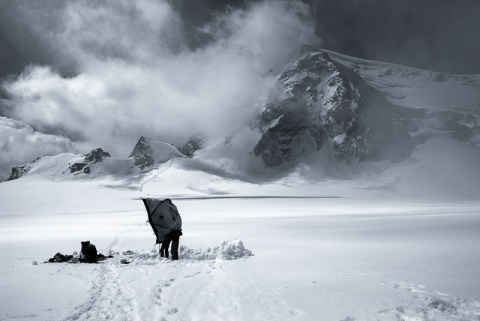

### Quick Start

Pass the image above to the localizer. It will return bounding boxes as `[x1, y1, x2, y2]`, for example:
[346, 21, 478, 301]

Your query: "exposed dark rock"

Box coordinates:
[128, 136, 186, 170]
[6, 157, 41, 181]
[254, 108, 311, 167]
[180, 135, 205, 158]
[69, 162, 87, 173]
[84, 148, 111, 163]
[7, 164, 32, 181]
[254, 50, 368, 167]
[69, 148, 111, 174]
[128, 136, 155, 170]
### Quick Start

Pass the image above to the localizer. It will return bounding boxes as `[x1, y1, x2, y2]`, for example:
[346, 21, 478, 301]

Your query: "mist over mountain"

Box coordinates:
[4, 47, 480, 198]
[1, 0, 479, 194]
[0, 0, 319, 181]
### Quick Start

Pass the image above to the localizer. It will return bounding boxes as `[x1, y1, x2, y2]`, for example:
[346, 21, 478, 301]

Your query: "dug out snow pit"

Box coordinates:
[180, 240, 254, 261]
[117, 240, 254, 264]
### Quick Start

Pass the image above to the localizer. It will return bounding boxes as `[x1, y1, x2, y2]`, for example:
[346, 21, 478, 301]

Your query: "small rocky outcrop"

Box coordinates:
[6, 157, 41, 181]
[7, 164, 32, 181]
[69, 148, 111, 174]
[84, 148, 111, 163]
[69, 162, 88, 173]
[180, 135, 205, 158]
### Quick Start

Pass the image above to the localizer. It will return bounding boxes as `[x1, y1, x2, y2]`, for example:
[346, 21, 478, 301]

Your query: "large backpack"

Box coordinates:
[80, 241, 98, 263]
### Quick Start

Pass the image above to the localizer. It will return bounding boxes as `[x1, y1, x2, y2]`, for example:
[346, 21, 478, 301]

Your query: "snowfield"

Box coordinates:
[1, 165, 480, 321]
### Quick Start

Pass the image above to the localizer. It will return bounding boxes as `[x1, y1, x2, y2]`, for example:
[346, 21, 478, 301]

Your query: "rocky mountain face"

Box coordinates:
[252, 48, 423, 168]
[128, 137, 156, 170]
[128, 136, 187, 170]
[254, 51, 368, 167]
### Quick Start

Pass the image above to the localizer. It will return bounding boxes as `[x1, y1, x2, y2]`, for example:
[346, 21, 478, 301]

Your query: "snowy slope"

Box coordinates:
[6, 137, 188, 182]
[326, 49, 480, 112]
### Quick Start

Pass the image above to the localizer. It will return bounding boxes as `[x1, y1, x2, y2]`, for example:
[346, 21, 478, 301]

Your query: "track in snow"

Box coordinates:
[60, 235, 253, 321]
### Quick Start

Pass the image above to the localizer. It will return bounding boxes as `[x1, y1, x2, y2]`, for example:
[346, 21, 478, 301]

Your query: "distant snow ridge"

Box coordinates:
[2, 136, 200, 182]
[180, 240, 254, 261]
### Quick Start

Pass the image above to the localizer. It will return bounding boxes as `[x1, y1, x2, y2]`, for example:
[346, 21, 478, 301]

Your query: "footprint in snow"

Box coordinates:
[167, 307, 179, 315]
[380, 283, 480, 320]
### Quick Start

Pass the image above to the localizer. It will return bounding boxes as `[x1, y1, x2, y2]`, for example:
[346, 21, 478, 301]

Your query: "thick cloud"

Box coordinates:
[0, 2, 77, 81]
[312, 0, 480, 74]
[2, 0, 479, 80]
[0, 117, 73, 181]
[1, 0, 478, 181]
[0, 0, 319, 179]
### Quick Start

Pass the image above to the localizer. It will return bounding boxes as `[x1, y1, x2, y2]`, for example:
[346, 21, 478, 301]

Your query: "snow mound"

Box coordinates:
[181, 240, 254, 261]
[114, 240, 254, 265]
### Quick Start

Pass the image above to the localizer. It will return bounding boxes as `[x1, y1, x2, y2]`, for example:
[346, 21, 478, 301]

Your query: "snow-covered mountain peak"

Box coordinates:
[250, 47, 480, 173]
[254, 49, 368, 168]
[128, 136, 186, 170]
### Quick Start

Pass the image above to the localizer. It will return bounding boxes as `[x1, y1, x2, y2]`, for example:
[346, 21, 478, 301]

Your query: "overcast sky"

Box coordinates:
[1, 0, 479, 180]
[2, 0, 479, 79]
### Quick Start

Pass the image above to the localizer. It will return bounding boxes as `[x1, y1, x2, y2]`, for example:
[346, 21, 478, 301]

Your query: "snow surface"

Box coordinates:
[1, 159, 480, 321]
[326, 50, 480, 113]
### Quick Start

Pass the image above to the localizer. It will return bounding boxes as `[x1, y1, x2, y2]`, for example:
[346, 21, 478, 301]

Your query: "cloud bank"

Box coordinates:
[0, 0, 319, 179]
[0, 116, 73, 180]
